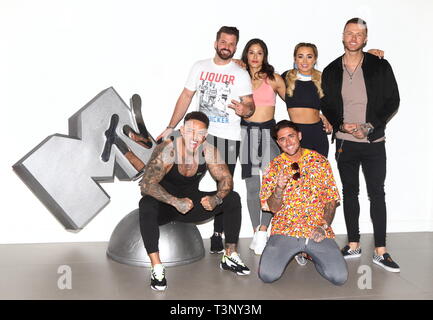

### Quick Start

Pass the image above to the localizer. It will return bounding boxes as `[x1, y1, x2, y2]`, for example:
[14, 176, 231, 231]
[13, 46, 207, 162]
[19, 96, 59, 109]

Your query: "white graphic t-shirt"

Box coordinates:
[184, 59, 252, 141]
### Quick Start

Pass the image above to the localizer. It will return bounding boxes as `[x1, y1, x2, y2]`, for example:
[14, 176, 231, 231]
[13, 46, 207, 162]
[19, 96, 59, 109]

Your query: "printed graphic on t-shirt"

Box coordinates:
[197, 71, 235, 124]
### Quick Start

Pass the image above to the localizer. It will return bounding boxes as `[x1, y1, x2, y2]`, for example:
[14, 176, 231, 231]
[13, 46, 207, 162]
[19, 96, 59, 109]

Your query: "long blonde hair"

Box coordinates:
[285, 43, 324, 98]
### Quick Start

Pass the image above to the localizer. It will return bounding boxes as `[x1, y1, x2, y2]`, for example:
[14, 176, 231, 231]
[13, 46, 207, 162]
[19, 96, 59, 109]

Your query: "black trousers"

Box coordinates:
[205, 134, 241, 234]
[139, 191, 242, 254]
[295, 120, 329, 158]
[335, 139, 387, 247]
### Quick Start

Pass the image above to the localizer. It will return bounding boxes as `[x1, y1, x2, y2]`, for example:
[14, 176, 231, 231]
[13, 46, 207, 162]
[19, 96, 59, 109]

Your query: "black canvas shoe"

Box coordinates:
[210, 233, 224, 254]
[150, 264, 167, 291]
[373, 253, 400, 273]
[220, 252, 251, 275]
[341, 245, 362, 259]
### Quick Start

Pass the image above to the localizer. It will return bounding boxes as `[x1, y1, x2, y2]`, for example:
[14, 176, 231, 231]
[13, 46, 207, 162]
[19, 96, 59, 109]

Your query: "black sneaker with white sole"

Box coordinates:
[210, 233, 224, 254]
[373, 253, 400, 273]
[220, 252, 251, 275]
[150, 264, 167, 291]
[341, 245, 362, 259]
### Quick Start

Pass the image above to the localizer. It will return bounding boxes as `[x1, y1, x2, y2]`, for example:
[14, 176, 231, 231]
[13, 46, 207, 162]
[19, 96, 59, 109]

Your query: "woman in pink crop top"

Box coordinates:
[238, 39, 286, 255]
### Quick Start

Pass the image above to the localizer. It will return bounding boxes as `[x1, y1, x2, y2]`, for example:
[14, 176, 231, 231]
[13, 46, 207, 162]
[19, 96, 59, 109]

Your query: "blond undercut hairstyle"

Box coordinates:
[285, 42, 324, 99]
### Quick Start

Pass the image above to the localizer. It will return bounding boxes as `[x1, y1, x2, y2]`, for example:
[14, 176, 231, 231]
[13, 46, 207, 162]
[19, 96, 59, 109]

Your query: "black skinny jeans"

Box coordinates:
[139, 191, 242, 254]
[335, 139, 387, 247]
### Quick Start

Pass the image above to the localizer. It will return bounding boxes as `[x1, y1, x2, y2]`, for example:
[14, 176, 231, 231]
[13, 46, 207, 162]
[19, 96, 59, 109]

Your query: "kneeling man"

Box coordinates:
[259, 120, 347, 285]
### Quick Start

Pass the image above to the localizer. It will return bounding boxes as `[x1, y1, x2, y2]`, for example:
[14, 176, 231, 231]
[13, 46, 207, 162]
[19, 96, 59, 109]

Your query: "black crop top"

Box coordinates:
[285, 80, 321, 110]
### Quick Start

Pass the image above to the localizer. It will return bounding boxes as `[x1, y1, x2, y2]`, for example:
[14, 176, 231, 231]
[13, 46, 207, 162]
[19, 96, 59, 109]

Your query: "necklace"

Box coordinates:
[343, 54, 364, 84]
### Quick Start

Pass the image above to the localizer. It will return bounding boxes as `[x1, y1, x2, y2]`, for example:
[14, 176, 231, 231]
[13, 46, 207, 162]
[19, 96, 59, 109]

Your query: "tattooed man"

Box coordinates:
[139, 111, 250, 291]
[258, 120, 348, 285]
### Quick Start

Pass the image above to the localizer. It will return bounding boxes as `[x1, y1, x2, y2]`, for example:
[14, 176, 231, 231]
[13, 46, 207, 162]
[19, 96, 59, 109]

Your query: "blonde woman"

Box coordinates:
[281, 42, 331, 157]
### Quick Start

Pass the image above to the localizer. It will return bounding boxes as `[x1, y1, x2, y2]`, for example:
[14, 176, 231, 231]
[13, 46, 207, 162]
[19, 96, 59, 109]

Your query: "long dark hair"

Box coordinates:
[241, 38, 275, 81]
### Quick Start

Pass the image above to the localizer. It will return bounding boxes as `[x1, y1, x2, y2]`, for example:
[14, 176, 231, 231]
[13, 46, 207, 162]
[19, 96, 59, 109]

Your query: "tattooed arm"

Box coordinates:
[228, 94, 255, 118]
[322, 200, 338, 226]
[201, 142, 233, 211]
[139, 140, 193, 214]
[266, 169, 289, 213]
[311, 200, 338, 243]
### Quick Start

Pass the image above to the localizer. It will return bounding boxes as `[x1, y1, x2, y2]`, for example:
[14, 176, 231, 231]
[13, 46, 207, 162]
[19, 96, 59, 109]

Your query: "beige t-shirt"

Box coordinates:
[336, 65, 384, 143]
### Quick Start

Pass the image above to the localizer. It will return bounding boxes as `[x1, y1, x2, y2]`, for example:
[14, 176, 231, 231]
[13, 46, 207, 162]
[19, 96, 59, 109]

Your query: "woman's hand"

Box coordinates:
[232, 59, 246, 69]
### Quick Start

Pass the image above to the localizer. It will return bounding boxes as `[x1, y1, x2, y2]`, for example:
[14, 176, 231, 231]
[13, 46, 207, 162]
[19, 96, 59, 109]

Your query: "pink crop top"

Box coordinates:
[253, 78, 276, 107]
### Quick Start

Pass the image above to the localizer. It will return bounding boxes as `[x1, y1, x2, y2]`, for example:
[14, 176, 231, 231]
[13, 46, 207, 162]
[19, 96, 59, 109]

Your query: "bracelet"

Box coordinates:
[167, 125, 175, 129]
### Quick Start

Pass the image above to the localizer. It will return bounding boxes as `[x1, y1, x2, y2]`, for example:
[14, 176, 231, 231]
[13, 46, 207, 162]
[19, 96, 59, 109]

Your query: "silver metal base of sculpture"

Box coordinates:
[107, 209, 205, 267]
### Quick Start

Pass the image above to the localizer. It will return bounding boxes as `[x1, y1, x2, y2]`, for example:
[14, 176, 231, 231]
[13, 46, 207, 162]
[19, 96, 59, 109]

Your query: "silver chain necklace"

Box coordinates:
[343, 54, 364, 83]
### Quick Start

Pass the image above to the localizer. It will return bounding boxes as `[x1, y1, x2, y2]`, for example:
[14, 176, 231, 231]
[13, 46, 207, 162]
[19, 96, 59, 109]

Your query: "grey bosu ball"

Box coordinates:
[107, 209, 205, 267]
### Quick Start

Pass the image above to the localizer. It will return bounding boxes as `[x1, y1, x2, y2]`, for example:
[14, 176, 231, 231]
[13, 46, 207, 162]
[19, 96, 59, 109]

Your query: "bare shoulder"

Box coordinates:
[271, 73, 286, 87]
[149, 139, 175, 165]
[273, 73, 283, 81]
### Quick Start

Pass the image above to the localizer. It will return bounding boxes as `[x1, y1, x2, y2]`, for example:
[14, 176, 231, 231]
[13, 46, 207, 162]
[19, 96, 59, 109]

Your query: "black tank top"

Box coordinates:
[160, 139, 207, 198]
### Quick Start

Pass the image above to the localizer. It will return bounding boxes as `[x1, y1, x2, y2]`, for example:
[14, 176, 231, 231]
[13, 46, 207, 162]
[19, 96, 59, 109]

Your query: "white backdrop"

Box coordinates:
[1, 0, 432, 244]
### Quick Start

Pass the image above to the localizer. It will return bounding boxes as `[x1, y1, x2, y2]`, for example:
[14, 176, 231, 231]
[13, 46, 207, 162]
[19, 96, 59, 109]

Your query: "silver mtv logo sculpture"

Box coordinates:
[13, 87, 154, 231]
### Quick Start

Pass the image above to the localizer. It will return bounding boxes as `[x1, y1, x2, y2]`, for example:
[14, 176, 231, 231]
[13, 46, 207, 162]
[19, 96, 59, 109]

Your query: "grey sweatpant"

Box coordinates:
[241, 125, 280, 229]
[259, 235, 348, 286]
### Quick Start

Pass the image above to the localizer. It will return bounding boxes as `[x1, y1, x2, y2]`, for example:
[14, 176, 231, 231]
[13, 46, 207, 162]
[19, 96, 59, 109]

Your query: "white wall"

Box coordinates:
[1, 0, 432, 244]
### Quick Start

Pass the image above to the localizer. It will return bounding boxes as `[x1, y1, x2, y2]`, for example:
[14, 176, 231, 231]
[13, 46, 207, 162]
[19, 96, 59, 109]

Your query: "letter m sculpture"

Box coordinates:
[13, 87, 154, 231]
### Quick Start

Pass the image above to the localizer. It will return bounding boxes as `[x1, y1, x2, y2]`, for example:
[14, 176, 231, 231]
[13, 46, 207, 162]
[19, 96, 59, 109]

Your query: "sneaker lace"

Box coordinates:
[152, 267, 165, 281]
[228, 252, 245, 267]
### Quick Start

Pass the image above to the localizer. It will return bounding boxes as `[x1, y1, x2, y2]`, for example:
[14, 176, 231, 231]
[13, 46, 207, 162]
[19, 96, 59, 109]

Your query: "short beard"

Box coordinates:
[215, 47, 234, 60]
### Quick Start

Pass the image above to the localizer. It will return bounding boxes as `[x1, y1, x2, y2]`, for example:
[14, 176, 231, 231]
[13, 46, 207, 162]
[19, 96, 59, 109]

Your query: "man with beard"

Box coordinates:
[321, 18, 400, 272]
[140, 111, 250, 291]
[258, 120, 347, 285]
[157, 26, 255, 254]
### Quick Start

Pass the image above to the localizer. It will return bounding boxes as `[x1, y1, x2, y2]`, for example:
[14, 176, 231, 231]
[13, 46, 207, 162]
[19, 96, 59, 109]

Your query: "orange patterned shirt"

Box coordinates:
[260, 149, 340, 239]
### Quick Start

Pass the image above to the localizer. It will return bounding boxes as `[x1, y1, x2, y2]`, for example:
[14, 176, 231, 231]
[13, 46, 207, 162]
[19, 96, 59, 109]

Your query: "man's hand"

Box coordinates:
[352, 125, 367, 139]
[311, 226, 326, 243]
[367, 49, 384, 59]
[341, 123, 366, 139]
[266, 168, 290, 213]
[228, 95, 255, 118]
[200, 195, 219, 211]
[276, 168, 290, 190]
[341, 123, 357, 133]
[228, 99, 249, 117]
[173, 197, 194, 214]
[156, 127, 174, 143]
